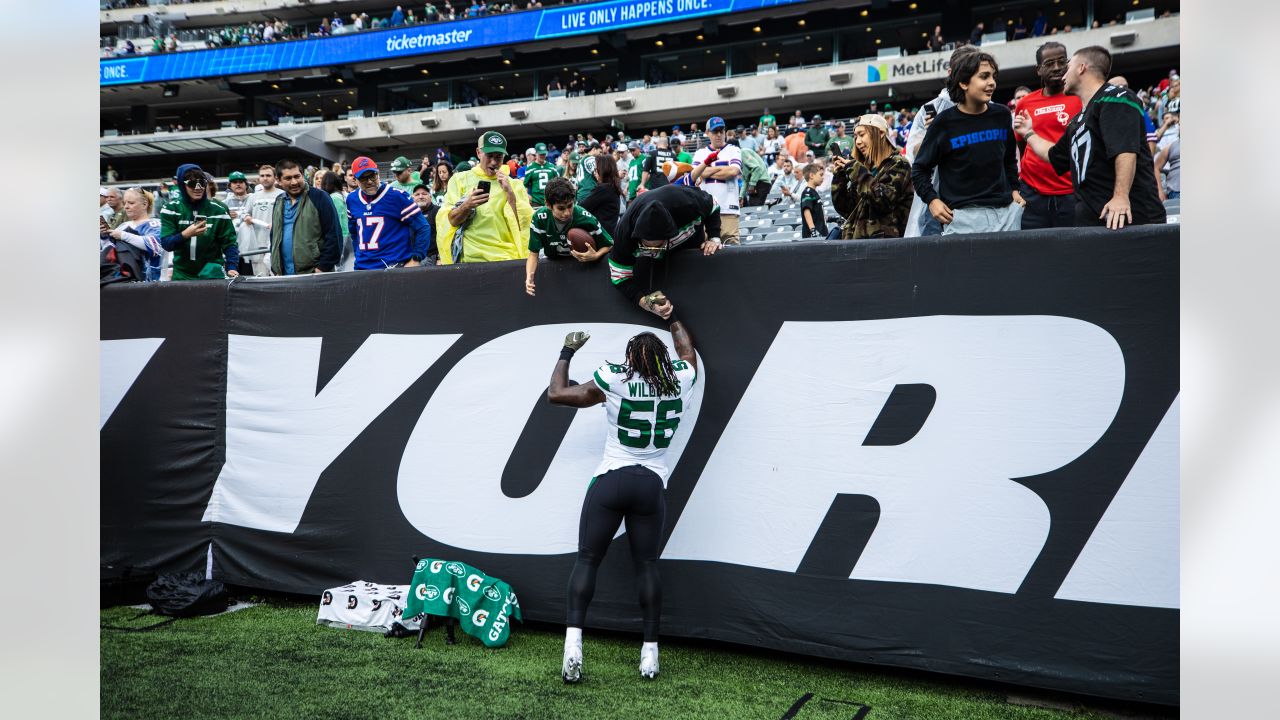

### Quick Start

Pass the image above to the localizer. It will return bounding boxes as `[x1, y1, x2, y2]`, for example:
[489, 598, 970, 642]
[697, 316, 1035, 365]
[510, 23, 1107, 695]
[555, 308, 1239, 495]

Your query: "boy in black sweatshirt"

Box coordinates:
[800, 163, 829, 238]
[911, 51, 1026, 234]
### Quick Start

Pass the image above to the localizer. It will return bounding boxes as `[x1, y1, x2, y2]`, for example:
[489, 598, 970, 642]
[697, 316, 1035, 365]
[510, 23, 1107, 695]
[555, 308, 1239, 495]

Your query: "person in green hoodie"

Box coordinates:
[158, 162, 239, 280]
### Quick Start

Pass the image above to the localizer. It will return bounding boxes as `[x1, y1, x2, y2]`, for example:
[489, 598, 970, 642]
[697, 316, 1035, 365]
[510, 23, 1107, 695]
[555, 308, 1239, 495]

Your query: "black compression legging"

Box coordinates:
[565, 465, 666, 642]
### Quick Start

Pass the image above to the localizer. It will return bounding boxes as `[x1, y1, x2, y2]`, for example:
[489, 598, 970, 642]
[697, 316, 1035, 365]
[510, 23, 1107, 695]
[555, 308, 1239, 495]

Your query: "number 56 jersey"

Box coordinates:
[591, 359, 698, 482]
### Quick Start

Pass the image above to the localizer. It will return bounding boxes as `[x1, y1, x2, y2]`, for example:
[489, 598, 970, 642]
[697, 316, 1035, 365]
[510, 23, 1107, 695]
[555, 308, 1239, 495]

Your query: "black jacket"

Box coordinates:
[580, 182, 624, 237]
[607, 184, 721, 303]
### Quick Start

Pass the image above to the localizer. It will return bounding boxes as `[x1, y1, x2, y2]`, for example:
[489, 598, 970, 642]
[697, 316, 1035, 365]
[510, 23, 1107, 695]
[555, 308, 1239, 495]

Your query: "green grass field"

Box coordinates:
[101, 597, 1166, 720]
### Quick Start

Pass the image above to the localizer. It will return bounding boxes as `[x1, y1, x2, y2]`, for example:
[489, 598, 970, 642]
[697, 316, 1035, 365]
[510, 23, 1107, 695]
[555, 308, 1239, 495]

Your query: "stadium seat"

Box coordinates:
[763, 231, 801, 243]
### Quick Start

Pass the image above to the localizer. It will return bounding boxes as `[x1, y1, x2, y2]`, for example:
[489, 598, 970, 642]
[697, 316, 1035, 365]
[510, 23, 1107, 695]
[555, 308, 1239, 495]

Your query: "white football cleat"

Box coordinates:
[562, 641, 583, 684]
[639, 643, 659, 679]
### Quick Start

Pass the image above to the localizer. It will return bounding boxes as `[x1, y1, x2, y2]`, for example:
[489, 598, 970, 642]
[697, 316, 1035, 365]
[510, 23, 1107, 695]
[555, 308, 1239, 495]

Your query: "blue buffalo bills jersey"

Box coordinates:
[345, 184, 433, 269]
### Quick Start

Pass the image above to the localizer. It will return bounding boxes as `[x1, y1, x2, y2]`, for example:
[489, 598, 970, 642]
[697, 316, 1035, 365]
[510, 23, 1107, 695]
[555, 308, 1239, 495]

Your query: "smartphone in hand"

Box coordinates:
[476, 180, 491, 194]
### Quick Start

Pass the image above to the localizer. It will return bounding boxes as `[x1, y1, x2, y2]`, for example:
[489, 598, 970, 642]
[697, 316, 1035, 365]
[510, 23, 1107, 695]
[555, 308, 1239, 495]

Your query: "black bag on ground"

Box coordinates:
[145, 572, 230, 617]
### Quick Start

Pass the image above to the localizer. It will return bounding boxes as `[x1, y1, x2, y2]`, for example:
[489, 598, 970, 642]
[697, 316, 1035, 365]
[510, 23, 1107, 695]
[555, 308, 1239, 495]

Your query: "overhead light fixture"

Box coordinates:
[336, 77, 344, 84]
[752, 26, 761, 33]
[591, 48, 598, 55]
[421, 69, 429, 75]
[909, 2, 917, 9]
[798, 19, 806, 26]
[829, 70, 852, 84]
[503, 59, 511, 65]
[337, 124, 356, 136]
[614, 97, 635, 109]
[162, 84, 180, 98]
[696, 34, 703, 40]
[860, 9, 868, 17]
[655, 40, 664, 47]
[420, 116, 440, 127]
[774, 77, 788, 90]
[509, 108, 529, 119]
[465, 112, 479, 123]
[271, 83, 280, 89]
[716, 84, 738, 97]
[377, 118, 393, 132]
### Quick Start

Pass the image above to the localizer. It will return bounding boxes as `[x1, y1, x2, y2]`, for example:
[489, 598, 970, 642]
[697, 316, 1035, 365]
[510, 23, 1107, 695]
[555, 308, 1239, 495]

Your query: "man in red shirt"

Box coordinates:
[1015, 42, 1083, 228]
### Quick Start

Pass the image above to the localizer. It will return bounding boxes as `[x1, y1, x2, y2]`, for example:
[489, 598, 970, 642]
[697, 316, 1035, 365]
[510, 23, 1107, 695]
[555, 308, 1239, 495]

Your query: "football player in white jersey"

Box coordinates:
[546, 311, 698, 683]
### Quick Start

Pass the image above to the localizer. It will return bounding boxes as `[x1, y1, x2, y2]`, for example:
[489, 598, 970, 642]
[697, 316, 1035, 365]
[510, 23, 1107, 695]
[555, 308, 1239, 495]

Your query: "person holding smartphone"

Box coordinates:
[435, 130, 533, 264]
[830, 115, 915, 239]
[157, 163, 240, 281]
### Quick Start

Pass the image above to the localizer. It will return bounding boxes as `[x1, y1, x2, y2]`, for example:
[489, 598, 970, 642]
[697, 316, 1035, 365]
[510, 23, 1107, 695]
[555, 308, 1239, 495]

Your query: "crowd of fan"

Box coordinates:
[100, 41, 1180, 285]
[102, 1, 567, 55]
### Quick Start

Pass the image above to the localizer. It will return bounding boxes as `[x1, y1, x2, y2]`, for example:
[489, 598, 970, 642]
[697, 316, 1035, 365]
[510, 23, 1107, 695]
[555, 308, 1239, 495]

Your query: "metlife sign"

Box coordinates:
[99, 0, 812, 87]
[866, 56, 950, 84]
[101, 228, 1178, 704]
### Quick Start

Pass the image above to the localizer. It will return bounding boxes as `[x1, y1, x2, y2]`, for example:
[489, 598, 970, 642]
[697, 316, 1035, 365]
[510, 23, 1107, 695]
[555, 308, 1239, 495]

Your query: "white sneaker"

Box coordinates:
[639, 643, 659, 679]
[562, 641, 583, 684]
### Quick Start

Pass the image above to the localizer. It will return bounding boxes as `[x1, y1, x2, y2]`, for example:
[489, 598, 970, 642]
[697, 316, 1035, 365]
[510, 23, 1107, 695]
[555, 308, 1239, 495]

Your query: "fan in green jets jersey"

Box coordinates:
[524, 177, 613, 296]
[523, 143, 560, 206]
[625, 142, 646, 201]
[547, 316, 699, 684]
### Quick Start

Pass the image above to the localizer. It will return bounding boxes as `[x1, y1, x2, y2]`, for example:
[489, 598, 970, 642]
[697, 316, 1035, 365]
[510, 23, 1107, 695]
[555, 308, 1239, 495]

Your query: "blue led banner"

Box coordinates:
[101, 0, 813, 86]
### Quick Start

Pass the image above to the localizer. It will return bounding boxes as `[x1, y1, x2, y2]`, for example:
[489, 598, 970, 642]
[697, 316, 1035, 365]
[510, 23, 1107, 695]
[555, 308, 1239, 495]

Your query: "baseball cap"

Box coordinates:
[351, 156, 379, 178]
[479, 131, 508, 155]
[614, 141, 626, 152]
[672, 125, 681, 131]
[100, 187, 109, 197]
[525, 147, 537, 156]
[628, 140, 640, 150]
[813, 113, 823, 121]
[228, 171, 247, 182]
[455, 161, 472, 173]
[535, 142, 548, 154]
[856, 113, 897, 148]
[390, 156, 413, 172]
[707, 116, 726, 131]
[588, 139, 601, 148]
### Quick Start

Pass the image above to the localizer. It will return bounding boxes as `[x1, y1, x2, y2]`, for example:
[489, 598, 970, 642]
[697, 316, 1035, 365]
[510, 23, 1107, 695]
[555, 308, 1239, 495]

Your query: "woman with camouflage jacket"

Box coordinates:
[829, 114, 914, 239]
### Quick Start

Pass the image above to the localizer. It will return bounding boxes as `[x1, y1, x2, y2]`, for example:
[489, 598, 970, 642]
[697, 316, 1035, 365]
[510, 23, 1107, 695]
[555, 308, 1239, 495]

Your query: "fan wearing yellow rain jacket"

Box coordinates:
[435, 131, 533, 264]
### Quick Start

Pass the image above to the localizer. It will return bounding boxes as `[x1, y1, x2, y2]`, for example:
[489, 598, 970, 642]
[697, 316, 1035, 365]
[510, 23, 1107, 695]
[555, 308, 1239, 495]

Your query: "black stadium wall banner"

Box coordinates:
[101, 227, 1178, 705]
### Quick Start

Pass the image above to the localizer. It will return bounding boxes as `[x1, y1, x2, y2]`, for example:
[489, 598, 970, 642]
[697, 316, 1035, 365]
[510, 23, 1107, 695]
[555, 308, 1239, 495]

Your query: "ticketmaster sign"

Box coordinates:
[100, 0, 813, 86]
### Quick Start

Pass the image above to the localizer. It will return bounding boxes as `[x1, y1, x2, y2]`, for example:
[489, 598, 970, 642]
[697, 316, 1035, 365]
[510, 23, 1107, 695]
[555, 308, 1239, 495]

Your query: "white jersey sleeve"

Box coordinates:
[592, 360, 697, 482]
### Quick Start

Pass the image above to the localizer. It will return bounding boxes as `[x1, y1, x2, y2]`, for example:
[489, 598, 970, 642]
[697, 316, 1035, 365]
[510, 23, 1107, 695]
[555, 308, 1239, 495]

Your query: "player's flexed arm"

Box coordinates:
[547, 332, 607, 408]
[669, 318, 696, 374]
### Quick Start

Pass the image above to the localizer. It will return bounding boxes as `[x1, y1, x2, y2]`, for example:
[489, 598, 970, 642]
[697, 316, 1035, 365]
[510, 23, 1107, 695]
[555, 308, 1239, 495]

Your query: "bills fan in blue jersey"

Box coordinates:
[345, 156, 433, 269]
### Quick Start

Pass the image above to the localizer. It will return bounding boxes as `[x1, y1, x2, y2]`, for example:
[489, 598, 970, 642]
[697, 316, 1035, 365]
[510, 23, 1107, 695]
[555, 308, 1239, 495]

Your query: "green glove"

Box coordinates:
[563, 331, 591, 351]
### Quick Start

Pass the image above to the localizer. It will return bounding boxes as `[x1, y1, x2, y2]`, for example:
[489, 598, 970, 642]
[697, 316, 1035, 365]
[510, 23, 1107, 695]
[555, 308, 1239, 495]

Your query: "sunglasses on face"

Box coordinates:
[184, 178, 207, 189]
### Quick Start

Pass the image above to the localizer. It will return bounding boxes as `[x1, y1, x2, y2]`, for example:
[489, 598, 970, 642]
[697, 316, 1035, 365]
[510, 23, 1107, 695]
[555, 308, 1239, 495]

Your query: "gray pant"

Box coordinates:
[942, 203, 1024, 235]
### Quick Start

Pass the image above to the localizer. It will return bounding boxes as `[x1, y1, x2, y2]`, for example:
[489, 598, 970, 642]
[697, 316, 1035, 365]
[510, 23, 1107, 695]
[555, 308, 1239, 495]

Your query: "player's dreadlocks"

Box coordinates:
[620, 332, 681, 397]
